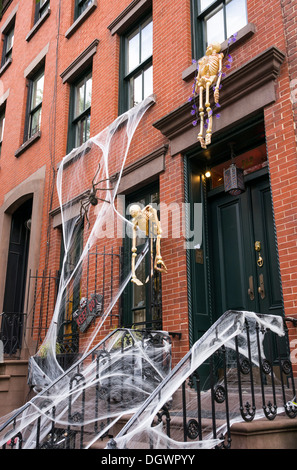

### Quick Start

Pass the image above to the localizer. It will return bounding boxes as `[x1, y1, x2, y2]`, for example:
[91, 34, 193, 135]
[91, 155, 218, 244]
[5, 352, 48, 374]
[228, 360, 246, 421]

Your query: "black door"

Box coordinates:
[208, 173, 282, 321]
[2, 199, 32, 354]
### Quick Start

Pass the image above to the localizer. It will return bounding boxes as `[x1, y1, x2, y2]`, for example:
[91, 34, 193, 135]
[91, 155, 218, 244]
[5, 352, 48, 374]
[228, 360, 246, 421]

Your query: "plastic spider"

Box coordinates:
[78, 163, 113, 227]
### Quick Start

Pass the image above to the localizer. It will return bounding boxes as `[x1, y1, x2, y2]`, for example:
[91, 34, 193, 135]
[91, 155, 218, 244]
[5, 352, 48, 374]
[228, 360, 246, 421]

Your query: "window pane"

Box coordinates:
[75, 81, 85, 117]
[85, 76, 92, 109]
[0, 115, 5, 142]
[128, 30, 140, 73]
[75, 113, 91, 147]
[6, 28, 14, 54]
[200, 0, 216, 12]
[85, 114, 90, 141]
[141, 19, 153, 62]
[205, 6, 224, 45]
[78, 0, 92, 16]
[75, 119, 84, 147]
[143, 65, 153, 99]
[133, 309, 146, 326]
[133, 266, 146, 308]
[129, 72, 143, 107]
[31, 73, 44, 109]
[226, 0, 247, 37]
[31, 107, 42, 135]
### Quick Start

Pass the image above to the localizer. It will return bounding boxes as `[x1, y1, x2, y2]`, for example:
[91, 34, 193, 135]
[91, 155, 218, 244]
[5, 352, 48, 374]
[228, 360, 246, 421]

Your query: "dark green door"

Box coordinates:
[2, 199, 32, 354]
[208, 173, 283, 321]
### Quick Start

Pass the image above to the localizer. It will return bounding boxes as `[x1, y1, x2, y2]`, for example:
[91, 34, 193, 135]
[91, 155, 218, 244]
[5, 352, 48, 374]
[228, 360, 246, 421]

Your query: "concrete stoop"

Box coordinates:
[0, 360, 29, 418]
[88, 413, 297, 450]
[230, 415, 297, 449]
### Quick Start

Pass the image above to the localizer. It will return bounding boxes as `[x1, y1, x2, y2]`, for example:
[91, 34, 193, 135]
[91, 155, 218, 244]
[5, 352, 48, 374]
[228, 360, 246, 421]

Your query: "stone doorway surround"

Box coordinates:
[0, 165, 46, 360]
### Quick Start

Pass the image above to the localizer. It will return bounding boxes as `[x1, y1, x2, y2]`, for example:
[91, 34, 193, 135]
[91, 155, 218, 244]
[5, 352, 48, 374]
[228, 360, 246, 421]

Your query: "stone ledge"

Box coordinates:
[15, 131, 41, 158]
[230, 416, 297, 449]
[153, 46, 285, 156]
[26, 8, 51, 42]
[0, 58, 12, 77]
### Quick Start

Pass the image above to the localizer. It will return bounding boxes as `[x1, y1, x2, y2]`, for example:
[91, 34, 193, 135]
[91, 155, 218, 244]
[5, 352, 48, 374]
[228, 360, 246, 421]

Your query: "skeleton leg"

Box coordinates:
[198, 85, 206, 149]
[205, 81, 213, 146]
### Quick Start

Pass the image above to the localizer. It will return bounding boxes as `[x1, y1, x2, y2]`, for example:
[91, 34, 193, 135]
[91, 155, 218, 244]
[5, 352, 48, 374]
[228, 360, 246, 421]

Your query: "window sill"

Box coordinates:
[182, 23, 256, 82]
[15, 131, 41, 158]
[0, 58, 12, 77]
[65, 0, 97, 39]
[26, 8, 51, 42]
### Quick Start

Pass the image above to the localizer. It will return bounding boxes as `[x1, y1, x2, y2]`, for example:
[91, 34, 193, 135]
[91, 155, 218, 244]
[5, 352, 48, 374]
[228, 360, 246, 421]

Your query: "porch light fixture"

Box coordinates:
[223, 144, 245, 196]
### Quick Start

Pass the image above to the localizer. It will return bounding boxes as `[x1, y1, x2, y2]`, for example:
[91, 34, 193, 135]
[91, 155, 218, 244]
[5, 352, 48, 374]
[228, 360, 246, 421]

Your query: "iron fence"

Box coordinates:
[1, 311, 296, 449]
[107, 311, 297, 449]
[0, 328, 172, 449]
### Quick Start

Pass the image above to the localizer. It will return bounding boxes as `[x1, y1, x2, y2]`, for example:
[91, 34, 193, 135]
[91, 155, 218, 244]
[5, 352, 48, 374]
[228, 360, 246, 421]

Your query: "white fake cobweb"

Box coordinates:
[0, 95, 296, 450]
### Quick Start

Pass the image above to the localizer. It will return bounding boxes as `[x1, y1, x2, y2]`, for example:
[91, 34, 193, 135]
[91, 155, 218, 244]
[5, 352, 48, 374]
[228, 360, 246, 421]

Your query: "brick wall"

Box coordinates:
[0, 0, 297, 369]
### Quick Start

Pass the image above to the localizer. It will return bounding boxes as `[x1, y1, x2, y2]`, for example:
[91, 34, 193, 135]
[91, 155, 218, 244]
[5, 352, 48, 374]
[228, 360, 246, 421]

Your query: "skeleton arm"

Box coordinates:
[131, 220, 144, 286]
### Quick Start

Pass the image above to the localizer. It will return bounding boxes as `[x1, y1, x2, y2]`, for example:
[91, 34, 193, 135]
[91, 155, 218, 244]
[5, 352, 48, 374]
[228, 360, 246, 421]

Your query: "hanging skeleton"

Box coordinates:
[129, 204, 167, 286]
[195, 43, 224, 149]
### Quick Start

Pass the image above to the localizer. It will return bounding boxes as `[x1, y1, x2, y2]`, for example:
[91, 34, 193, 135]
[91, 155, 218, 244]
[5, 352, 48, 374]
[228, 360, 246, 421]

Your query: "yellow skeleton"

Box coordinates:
[129, 204, 167, 286]
[195, 43, 224, 149]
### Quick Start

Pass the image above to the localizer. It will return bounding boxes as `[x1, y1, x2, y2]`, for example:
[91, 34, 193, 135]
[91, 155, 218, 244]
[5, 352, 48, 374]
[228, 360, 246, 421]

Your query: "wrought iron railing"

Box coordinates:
[1, 311, 296, 450]
[106, 311, 297, 450]
[0, 312, 26, 357]
[0, 328, 171, 449]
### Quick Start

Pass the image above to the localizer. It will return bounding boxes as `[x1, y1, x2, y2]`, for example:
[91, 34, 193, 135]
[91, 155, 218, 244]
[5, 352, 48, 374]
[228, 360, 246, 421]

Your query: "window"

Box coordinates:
[1, 22, 14, 67]
[34, 0, 50, 23]
[121, 15, 153, 112]
[25, 69, 44, 141]
[68, 70, 92, 151]
[57, 219, 83, 358]
[193, 0, 247, 56]
[122, 185, 162, 329]
[75, 0, 93, 20]
[0, 107, 5, 155]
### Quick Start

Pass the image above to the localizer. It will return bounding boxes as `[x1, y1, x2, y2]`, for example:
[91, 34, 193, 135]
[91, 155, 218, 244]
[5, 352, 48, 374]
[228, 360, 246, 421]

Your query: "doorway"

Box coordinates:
[189, 137, 283, 347]
[208, 171, 282, 322]
[1, 198, 32, 354]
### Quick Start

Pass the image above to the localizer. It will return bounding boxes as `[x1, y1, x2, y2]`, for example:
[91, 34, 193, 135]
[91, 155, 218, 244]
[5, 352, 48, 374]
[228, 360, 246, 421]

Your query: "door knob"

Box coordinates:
[258, 273, 265, 299]
[248, 275, 255, 300]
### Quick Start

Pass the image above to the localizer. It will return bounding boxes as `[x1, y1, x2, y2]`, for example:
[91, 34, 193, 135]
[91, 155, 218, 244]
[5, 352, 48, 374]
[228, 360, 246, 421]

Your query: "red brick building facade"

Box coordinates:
[0, 0, 297, 419]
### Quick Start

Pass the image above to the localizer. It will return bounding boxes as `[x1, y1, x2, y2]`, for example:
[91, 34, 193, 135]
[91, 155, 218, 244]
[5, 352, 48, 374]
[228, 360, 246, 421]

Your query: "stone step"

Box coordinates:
[0, 360, 29, 377]
[0, 360, 30, 418]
